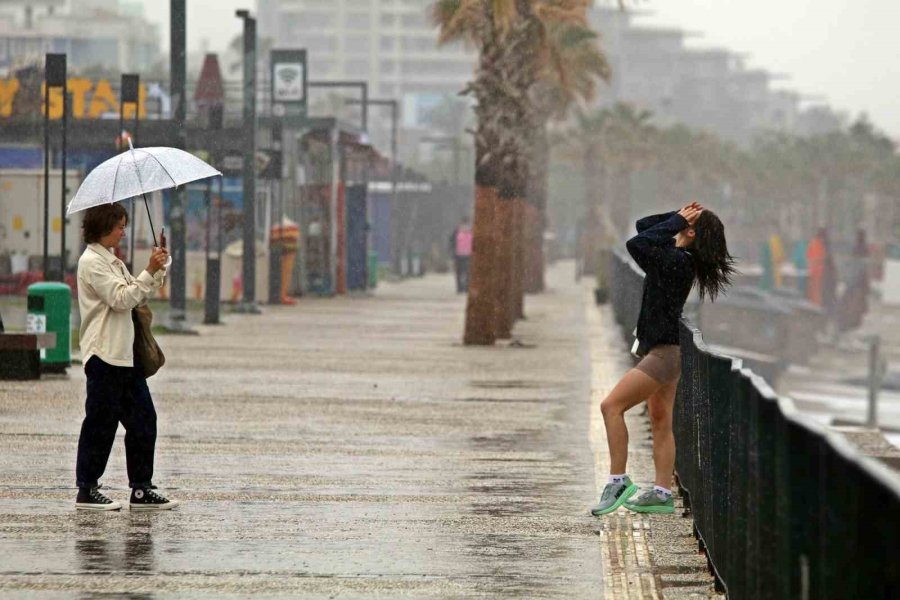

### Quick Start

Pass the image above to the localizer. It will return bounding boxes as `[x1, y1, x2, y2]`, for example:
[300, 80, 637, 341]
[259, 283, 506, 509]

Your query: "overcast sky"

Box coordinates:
[139, 0, 900, 139]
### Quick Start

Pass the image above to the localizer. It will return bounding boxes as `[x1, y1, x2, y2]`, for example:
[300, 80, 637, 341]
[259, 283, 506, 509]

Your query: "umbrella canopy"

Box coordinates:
[66, 144, 222, 216]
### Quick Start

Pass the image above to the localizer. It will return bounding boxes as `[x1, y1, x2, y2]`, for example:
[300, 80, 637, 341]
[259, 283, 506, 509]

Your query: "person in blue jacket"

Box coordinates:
[592, 202, 735, 515]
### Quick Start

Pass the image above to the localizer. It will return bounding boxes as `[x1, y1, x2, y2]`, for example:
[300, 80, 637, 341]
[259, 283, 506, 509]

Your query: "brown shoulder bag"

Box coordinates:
[132, 304, 165, 378]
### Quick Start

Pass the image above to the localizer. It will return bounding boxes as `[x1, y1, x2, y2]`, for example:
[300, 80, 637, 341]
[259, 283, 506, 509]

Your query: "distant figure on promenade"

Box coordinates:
[759, 231, 785, 291]
[592, 203, 735, 516]
[451, 216, 473, 293]
[74, 203, 178, 512]
[837, 228, 871, 332]
[806, 228, 838, 315]
[792, 238, 809, 296]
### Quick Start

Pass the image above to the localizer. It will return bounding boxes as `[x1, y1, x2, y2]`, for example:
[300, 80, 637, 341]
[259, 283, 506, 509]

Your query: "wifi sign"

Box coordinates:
[273, 62, 305, 102]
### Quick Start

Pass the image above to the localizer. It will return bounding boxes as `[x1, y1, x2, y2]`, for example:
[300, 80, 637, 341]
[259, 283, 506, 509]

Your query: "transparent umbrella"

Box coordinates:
[66, 140, 222, 248]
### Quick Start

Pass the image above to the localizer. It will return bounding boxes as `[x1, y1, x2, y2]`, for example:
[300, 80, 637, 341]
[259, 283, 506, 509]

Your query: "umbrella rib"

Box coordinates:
[110, 155, 123, 203]
[141, 150, 179, 187]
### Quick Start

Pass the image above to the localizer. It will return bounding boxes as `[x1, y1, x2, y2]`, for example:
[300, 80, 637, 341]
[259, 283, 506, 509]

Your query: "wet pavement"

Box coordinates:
[0, 263, 719, 598]
[0, 264, 598, 598]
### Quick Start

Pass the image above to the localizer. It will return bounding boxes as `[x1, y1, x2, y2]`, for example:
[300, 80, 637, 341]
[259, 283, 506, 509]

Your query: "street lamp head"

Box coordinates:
[235, 9, 250, 19]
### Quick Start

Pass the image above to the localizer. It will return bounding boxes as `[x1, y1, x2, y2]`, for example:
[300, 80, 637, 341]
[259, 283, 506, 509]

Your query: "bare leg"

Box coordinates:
[647, 380, 678, 489]
[601, 369, 661, 475]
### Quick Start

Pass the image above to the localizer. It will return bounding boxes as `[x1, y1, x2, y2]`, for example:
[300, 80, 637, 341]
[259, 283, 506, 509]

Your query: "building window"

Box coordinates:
[380, 14, 395, 26]
[380, 60, 395, 73]
[379, 36, 394, 51]
[345, 12, 371, 29]
[346, 59, 369, 78]
[345, 36, 370, 54]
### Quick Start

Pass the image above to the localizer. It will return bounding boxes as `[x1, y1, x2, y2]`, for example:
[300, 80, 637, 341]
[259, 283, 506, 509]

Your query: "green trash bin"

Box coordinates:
[367, 251, 379, 289]
[26, 282, 71, 372]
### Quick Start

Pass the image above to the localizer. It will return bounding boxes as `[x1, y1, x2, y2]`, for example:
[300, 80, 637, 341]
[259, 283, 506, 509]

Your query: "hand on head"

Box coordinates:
[678, 202, 703, 226]
[147, 247, 169, 274]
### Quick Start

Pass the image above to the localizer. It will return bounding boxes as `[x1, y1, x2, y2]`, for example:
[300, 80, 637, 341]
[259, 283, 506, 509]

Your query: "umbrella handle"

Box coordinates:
[142, 193, 158, 247]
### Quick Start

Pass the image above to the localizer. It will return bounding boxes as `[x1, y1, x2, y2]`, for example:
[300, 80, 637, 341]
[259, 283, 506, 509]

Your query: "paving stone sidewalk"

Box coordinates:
[0, 262, 719, 598]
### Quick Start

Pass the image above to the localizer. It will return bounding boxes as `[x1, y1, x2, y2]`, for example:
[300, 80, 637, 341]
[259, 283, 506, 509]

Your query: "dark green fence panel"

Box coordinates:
[607, 250, 900, 599]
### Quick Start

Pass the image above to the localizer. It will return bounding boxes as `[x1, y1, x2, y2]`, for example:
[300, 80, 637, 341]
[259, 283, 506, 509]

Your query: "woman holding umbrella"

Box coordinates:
[74, 203, 176, 511]
[66, 141, 221, 510]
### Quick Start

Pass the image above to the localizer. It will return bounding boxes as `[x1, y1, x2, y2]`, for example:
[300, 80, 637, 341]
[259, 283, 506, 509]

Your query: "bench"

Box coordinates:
[0, 333, 58, 380]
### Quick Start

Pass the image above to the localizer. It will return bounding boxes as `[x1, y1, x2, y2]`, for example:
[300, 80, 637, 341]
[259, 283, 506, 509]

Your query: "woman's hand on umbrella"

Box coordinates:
[678, 202, 703, 226]
[147, 247, 169, 274]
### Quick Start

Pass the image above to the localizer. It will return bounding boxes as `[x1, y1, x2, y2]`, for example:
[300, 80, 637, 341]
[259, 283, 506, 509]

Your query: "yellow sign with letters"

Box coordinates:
[0, 77, 148, 120]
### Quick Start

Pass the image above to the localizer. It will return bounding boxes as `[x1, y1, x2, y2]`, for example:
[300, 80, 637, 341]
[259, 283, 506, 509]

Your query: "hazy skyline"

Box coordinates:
[139, 0, 900, 139]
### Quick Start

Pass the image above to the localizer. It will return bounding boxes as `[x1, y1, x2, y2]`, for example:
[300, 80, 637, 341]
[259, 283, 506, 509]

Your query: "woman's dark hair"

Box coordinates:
[82, 203, 128, 244]
[690, 210, 736, 301]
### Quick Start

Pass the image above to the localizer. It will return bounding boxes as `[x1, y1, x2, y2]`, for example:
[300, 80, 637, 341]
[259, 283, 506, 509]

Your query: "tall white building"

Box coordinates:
[0, 0, 160, 75]
[257, 0, 477, 163]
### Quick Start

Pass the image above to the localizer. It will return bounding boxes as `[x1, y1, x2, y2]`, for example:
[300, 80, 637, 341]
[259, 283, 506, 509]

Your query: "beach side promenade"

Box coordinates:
[0, 263, 718, 598]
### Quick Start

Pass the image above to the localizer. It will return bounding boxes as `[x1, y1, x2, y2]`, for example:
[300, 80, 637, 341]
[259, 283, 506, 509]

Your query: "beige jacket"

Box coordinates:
[77, 243, 166, 368]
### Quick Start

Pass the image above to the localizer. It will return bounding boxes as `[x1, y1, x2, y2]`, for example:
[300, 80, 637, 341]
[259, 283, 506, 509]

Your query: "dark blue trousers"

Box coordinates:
[75, 356, 157, 489]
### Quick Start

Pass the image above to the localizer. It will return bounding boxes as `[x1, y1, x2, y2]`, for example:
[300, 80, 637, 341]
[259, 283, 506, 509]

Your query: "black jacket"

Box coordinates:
[626, 212, 695, 350]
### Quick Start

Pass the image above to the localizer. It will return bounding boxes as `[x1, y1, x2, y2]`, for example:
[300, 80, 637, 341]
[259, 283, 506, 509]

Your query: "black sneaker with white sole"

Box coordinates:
[75, 485, 122, 511]
[129, 487, 179, 511]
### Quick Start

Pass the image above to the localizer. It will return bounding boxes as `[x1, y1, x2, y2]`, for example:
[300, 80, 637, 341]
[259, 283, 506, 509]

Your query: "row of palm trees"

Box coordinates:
[432, 0, 612, 345]
[562, 103, 900, 263]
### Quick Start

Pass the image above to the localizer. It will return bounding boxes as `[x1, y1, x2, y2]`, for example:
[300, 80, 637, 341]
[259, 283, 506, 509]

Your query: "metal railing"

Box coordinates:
[607, 249, 900, 599]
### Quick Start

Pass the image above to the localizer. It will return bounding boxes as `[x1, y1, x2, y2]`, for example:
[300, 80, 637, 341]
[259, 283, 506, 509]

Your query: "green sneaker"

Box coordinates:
[623, 488, 674, 514]
[590, 477, 638, 516]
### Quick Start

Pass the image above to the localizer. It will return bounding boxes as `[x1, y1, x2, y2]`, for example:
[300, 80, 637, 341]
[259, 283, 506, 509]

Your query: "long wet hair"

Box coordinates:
[689, 210, 736, 301]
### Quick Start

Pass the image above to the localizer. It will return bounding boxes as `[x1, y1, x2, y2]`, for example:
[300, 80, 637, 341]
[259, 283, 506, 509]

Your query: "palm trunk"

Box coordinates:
[464, 185, 499, 345]
[523, 202, 543, 294]
[525, 125, 548, 294]
[492, 196, 515, 339]
[511, 197, 526, 319]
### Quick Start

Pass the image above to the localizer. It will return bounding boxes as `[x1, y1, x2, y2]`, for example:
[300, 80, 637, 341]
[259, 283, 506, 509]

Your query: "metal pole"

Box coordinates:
[169, 0, 189, 326]
[43, 79, 50, 279]
[237, 10, 259, 312]
[269, 118, 283, 304]
[60, 83, 67, 281]
[329, 125, 339, 295]
[867, 335, 881, 428]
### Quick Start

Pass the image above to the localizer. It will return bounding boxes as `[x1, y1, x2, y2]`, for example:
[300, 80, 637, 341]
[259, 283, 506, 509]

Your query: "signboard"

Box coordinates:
[0, 76, 149, 119]
[270, 49, 307, 122]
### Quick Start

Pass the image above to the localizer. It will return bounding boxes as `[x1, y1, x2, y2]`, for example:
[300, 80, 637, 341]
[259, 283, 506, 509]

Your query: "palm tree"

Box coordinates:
[433, 0, 608, 343]
[433, 0, 524, 344]
[523, 15, 611, 295]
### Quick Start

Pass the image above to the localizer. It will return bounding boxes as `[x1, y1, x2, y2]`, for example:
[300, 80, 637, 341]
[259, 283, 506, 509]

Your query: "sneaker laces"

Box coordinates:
[143, 488, 168, 503]
[635, 489, 659, 503]
[89, 485, 111, 503]
[600, 482, 619, 502]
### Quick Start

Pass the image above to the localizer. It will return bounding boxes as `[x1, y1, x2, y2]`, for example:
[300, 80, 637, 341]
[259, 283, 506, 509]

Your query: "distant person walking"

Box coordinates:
[806, 228, 838, 316]
[592, 203, 735, 516]
[837, 228, 870, 332]
[74, 203, 177, 511]
[451, 217, 473, 293]
[792, 238, 809, 297]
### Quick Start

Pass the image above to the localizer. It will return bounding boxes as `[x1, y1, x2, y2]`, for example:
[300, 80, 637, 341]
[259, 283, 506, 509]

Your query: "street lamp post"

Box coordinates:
[169, 0, 190, 329]
[120, 73, 140, 273]
[236, 9, 260, 313]
[42, 53, 66, 282]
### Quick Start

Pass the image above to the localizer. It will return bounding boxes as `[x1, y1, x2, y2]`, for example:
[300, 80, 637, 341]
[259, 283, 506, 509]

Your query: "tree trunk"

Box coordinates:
[464, 185, 499, 345]
[492, 197, 515, 339]
[523, 202, 543, 294]
[511, 197, 525, 320]
[525, 125, 548, 294]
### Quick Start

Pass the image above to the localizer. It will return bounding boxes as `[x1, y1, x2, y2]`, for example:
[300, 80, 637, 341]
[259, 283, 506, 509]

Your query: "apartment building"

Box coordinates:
[0, 0, 160, 75]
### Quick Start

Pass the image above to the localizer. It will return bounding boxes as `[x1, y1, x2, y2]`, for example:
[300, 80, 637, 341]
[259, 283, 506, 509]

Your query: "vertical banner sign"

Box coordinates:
[270, 49, 307, 122]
